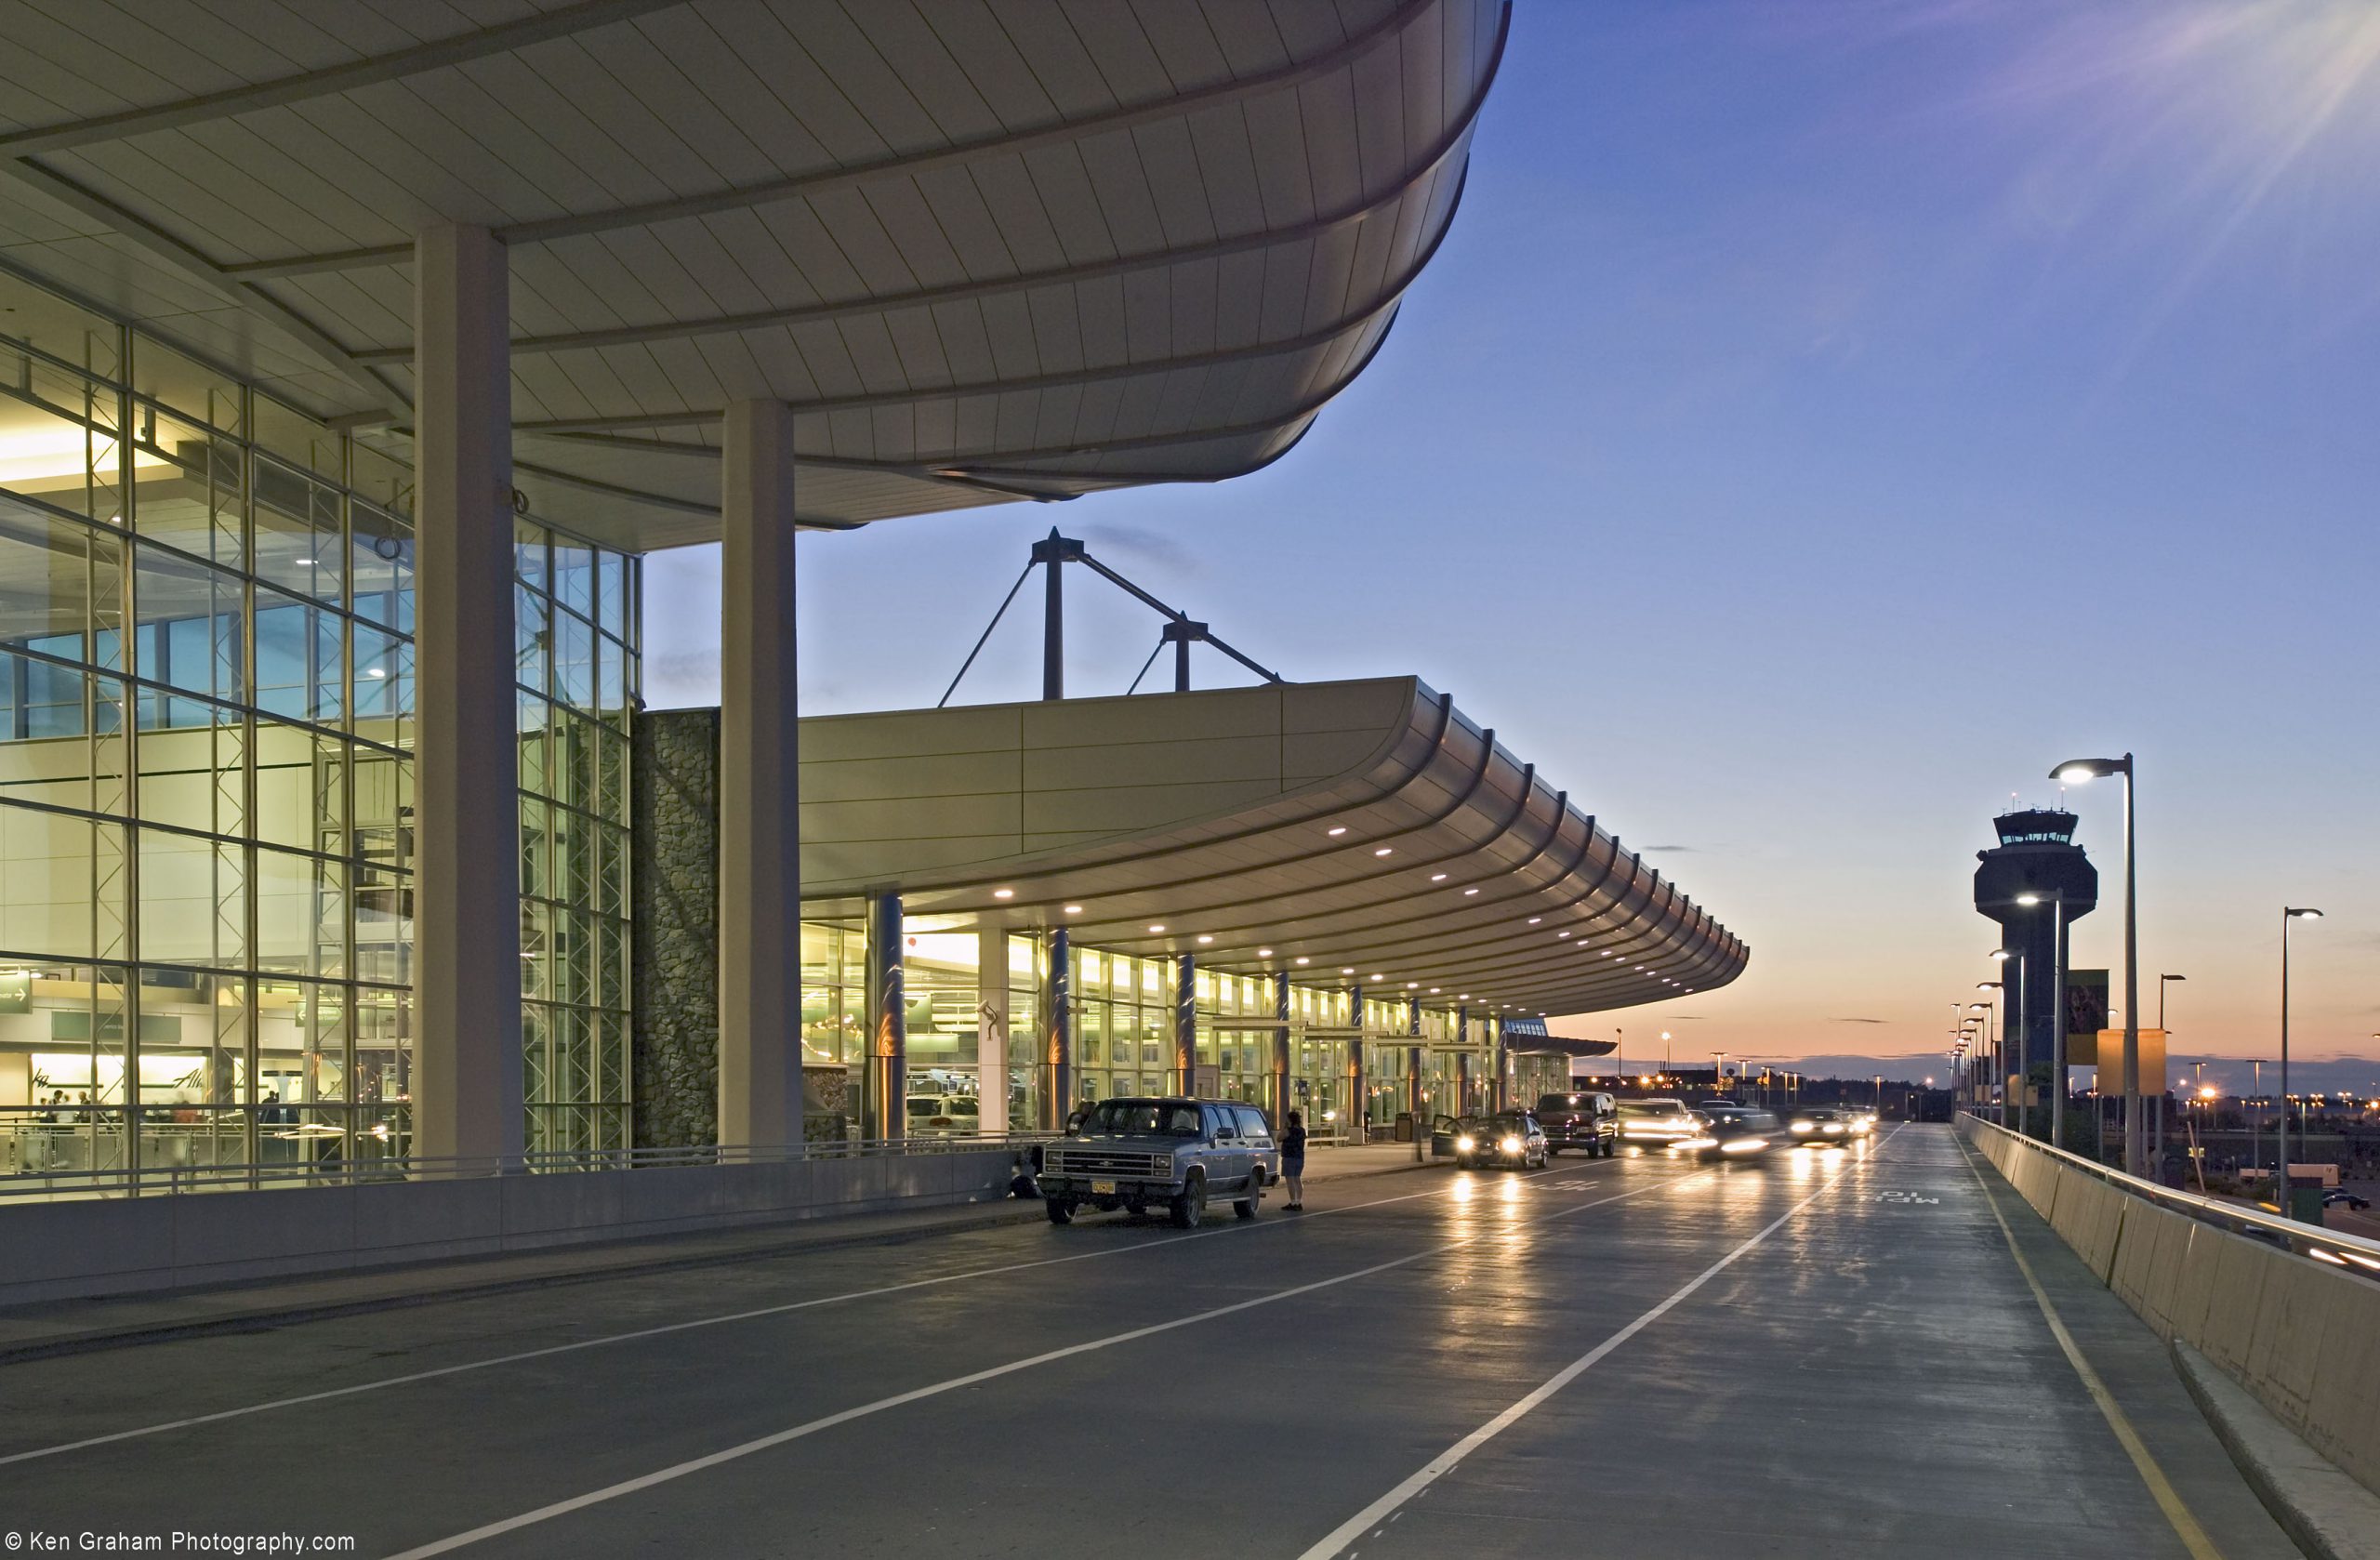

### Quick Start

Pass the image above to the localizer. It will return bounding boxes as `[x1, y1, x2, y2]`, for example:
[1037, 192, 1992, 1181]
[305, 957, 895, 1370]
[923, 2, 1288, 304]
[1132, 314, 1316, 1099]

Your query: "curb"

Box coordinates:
[2172, 1338, 2380, 1560]
[0, 1200, 1049, 1366]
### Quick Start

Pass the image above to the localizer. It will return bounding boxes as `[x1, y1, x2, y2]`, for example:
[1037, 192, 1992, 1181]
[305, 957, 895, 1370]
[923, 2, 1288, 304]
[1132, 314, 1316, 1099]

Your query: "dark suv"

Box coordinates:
[1536, 1091, 1618, 1157]
[1039, 1098, 1278, 1228]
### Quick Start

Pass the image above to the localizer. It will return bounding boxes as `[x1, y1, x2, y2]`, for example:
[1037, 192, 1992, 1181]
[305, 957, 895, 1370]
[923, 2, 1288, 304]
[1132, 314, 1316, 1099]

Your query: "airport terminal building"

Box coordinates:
[0, 0, 1744, 1186]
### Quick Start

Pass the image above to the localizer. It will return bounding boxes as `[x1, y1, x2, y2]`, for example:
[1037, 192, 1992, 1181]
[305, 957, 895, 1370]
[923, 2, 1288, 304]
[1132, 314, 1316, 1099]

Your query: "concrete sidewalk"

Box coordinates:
[0, 1140, 1438, 1363]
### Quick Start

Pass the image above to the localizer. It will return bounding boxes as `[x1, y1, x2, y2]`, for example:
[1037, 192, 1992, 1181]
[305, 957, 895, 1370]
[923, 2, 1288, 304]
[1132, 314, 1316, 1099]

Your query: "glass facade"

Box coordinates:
[0, 270, 637, 1182]
[797, 916, 1515, 1143]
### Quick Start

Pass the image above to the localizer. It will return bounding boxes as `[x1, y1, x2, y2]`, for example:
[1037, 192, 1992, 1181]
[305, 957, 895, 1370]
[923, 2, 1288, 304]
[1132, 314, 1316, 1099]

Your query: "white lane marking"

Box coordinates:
[383, 1170, 1709, 1559]
[0, 1155, 1641, 1468]
[1294, 1125, 1905, 1560]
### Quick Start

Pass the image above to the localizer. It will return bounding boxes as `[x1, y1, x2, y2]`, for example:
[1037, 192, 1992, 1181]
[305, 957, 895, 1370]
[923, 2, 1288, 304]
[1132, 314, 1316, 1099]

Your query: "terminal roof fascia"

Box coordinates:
[789, 676, 1749, 1019]
[0, 0, 1507, 552]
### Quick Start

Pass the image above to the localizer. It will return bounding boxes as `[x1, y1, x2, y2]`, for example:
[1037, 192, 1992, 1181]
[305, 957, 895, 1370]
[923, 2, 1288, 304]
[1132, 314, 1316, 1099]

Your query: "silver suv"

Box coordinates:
[1041, 1098, 1279, 1228]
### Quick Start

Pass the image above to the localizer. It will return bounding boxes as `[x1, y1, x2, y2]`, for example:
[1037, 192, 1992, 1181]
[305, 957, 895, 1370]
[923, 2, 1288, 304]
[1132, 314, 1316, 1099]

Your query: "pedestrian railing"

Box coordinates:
[0, 1130, 1054, 1205]
[1962, 1112, 2380, 1284]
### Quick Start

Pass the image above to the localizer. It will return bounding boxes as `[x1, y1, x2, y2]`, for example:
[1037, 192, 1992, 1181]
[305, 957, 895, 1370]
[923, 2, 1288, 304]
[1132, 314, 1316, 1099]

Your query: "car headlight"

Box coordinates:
[1456, 1135, 1476, 1152]
[1823, 1123, 1844, 1134]
[1791, 1120, 1813, 1133]
[1722, 1137, 1767, 1154]
[1500, 1136, 1523, 1154]
[1682, 1136, 1717, 1151]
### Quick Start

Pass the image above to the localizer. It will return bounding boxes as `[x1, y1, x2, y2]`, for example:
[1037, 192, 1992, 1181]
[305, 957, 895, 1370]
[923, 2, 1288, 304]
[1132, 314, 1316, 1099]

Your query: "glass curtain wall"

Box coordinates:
[0, 271, 637, 1182]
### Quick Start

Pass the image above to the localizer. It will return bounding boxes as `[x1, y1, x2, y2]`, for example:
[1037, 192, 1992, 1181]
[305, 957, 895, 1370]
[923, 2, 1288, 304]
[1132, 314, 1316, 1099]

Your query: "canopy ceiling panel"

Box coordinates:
[0, 0, 1507, 545]
[796, 677, 1750, 1020]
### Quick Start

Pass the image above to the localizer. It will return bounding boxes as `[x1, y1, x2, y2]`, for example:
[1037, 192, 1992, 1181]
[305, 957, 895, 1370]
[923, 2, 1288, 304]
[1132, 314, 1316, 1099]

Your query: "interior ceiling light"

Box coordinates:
[1295, 957, 1311, 965]
[1373, 847, 1394, 857]
[1342, 967, 1355, 975]
[1462, 887, 1479, 896]
[1328, 826, 1347, 836]
[1063, 905, 1084, 915]
[992, 888, 1014, 899]
[1257, 947, 1274, 958]
[1527, 917, 1541, 925]
[1197, 934, 1213, 944]
[1431, 873, 1448, 882]
[1148, 924, 1167, 933]
[1557, 931, 1570, 939]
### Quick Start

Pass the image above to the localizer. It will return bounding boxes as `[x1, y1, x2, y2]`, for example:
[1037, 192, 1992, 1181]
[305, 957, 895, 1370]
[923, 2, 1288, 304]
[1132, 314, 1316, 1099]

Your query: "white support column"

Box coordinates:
[412, 223, 523, 1170]
[977, 924, 1009, 1135]
[717, 399, 803, 1152]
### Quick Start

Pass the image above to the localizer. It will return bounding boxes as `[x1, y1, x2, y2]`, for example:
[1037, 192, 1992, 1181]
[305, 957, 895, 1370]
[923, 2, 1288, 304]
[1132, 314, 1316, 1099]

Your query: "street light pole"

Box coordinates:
[2053, 754, 2139, 1173]
[2156, 973, 2186, 1172]
[2281, 908, 2324, 1215]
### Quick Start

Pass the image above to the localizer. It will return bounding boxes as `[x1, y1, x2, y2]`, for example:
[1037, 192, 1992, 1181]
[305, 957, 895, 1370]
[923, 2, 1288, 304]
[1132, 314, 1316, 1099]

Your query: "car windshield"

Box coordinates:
[1078, 1100, 1205, 1136]
[1536, 1095, 1588, 1113]
[1617, 1101, 1685, 1118]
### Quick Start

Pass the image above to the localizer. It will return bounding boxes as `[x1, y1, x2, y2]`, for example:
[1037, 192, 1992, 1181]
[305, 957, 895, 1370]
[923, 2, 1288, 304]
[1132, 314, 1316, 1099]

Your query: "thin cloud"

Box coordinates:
[1642, 843, 1698, 853]
[1832, 1017, 1888, 1025]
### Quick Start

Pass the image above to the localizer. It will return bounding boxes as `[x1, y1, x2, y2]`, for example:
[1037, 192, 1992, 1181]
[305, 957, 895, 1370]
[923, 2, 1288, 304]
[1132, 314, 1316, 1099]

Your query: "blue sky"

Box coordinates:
[644, 1, 2380, 1072]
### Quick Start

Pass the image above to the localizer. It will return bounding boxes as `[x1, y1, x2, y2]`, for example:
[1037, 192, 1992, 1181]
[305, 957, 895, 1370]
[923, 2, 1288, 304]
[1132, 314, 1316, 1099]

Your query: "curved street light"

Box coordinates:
[2281, 907, 2324, 1211]
[2053, 754, 2138, 1172]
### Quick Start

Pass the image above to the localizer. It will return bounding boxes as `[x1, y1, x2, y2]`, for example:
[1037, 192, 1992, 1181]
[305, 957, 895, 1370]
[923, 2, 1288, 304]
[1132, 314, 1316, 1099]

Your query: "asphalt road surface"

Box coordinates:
[0, 1126, 2304, 1559]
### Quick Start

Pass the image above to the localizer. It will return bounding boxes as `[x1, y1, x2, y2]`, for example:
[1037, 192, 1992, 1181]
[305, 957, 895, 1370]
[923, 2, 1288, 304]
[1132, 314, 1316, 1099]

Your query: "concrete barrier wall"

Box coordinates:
[1959, 1116, 2380, 1500]
[0, 1149, 1017, 1307]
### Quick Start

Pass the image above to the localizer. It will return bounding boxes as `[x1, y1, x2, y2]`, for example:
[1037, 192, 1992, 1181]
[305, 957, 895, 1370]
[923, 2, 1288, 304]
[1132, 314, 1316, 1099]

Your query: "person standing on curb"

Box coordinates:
[1281, 1109, 1308, 1210]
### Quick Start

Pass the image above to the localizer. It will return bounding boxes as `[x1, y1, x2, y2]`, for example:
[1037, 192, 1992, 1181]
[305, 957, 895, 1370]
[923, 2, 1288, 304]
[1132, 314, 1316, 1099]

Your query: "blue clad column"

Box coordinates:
[1271, 972, 1291, 1125]
[865, 892, 905, 1142]
[1492, 1015, 1509, 1111]
[1042, 928, 1072, 1130]
[1345, 984, 1365, 1144]
[1456, 1006, 1471, 1115]
[412, 223, 522, 1170]
[716, 399, 802, 1153]
[1173, 954, 1197, 1094]
[1408, 997, 1424, 1161]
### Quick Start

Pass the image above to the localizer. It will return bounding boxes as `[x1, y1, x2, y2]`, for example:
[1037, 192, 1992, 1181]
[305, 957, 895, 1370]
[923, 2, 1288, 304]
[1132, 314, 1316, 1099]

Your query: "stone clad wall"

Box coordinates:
[631, 708, 722, 1149]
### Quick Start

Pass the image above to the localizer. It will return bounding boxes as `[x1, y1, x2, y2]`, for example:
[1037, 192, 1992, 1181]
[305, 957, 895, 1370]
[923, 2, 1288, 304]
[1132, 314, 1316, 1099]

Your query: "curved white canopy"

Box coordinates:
[0, 0, 1507, 548]
[793, 677, 1749, 1018]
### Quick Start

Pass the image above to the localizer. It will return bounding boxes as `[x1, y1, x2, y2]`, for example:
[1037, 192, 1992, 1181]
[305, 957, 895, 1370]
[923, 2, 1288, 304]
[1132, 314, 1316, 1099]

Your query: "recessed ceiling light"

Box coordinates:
[1257, 947, 1273, 958]
[1197, 934, 1213, 945]
[1063, 905, 1083, 915]
[1430, 873, 1448, 882]
[1296, 957, 1310, 965]
[1430, 986, 1441, 994]
[992, 887, 1014, 899]
[1459, 993, 1471, 1000]
[1462, 887, 1479, 896]
[1372, 973, 1385, 981]
[1149, 924, 1167, 933]
[1327, 826, 1347, 837]
[1406, 982, 1418, 989]
[1527, 917, 1541, 925]
[1557, 931, 1570, 939]
[1342, 967, 1355, 975]
[1373, 847, 1394, 857]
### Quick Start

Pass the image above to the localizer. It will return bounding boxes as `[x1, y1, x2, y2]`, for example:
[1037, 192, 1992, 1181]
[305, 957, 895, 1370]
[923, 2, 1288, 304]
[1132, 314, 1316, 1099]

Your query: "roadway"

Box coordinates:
[0, 1126, 2304, 1559]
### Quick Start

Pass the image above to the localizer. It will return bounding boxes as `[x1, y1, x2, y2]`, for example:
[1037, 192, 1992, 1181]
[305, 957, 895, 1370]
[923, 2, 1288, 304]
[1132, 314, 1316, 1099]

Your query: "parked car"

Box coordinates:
[2324, 1189, 2372, 1211]
[1616, 1097, 1701, 1151]
[1536, 1091, 1619, 1157]
[904, 1094, 980, 1134]
[1039, 1098, 1277, 1228]
[1453, 1111, 1548, 1170]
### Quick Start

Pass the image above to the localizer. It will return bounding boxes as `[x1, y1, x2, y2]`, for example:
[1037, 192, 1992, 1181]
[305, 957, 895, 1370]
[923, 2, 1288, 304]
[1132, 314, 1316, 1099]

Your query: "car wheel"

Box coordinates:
[1044, 1196, 1076, 1225]
[1170, 1175, 1207, 1229]
[1234, 1177, 1262, 1220]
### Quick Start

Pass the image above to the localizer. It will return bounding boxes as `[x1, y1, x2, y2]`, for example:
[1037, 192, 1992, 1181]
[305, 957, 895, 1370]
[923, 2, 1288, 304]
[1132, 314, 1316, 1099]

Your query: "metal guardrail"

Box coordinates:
[0, 1131, 1055, 1204]
[1963, 1112, 2380, 1283]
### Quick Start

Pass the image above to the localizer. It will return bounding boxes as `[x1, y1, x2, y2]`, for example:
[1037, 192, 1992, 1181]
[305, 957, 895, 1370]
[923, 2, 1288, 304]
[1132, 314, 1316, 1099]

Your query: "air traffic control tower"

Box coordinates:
[1975, 809, 2098, 1090]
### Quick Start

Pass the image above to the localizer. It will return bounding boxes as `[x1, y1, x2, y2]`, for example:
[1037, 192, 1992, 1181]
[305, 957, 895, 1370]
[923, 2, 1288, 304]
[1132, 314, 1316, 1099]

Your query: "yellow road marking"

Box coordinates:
[1959, 1141, 2224, 1560]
